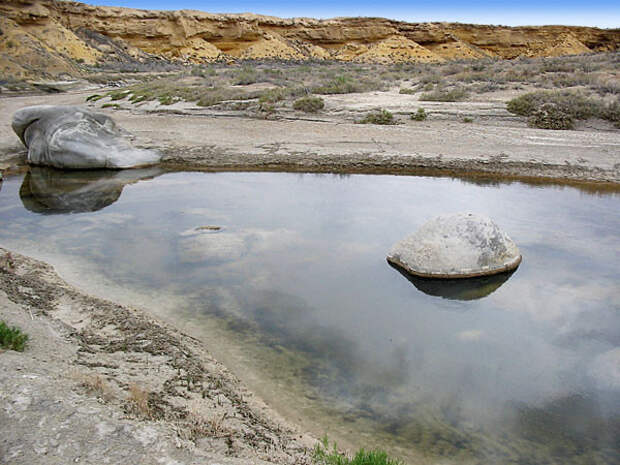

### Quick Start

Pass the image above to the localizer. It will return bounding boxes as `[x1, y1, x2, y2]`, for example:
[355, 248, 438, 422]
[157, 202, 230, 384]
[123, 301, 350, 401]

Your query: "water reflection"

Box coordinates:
[0, 171, 618, 464]
[19, 166, 163, 214]
[388, 261, 515, 301]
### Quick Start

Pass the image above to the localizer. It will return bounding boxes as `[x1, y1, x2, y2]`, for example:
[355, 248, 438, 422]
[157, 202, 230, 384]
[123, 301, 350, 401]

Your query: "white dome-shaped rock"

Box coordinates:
[387, 213, 521, 278]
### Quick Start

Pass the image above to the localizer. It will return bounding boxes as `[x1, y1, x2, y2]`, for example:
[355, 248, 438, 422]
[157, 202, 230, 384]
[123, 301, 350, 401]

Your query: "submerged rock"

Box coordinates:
[12, 105, 160, 169]
[387, 213, 521, 278]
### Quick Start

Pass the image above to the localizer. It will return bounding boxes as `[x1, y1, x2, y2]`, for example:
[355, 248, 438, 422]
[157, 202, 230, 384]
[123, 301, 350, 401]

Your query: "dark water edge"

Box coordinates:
[0, 168, 618, 464]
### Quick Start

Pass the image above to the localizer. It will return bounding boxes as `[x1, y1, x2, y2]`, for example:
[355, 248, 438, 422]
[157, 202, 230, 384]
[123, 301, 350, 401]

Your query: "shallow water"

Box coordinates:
[1, 168, 619, 464]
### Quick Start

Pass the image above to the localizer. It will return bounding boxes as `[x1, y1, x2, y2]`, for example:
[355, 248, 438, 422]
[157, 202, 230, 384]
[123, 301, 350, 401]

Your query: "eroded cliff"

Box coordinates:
[1, 0, 618, 79]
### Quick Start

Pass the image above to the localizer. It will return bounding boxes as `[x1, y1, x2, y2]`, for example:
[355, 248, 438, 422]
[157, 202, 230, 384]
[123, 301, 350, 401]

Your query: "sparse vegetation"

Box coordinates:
[411, 108, 427, 121]
[313, 436, 403, 465]
[71, 52, 618, 129]
[313, 74, 386, 95]
[313, 75, 360, 94]
[358, 109, 395, 125]
[108, 90, 131, 101]
[85, 94, 104, 102]
[293, 96, 325, 113]
[233, 66, 258, 85]
[419, 87, 469, 102]
[101, 103, 121, 109]
[506, 90, 620, 128]
[0, 321, 28, 352]
[462, 116, 474, 123]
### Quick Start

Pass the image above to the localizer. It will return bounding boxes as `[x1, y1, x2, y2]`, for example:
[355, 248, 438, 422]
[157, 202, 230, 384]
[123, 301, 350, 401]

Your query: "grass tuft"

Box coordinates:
[85, 94, 104, 102]
[313, 436, 403, 465]
[127, 383, 151, 417]
[0, 321, 28, 352]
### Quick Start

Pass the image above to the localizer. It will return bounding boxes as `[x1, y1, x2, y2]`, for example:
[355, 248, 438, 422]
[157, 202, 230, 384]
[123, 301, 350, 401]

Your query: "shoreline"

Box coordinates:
[0, 247, 315, 464]
[1, 90, 619, 187]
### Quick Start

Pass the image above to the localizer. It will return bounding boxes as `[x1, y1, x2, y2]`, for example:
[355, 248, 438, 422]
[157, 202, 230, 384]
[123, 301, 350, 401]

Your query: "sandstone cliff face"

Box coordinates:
[1, 0, 618, 79]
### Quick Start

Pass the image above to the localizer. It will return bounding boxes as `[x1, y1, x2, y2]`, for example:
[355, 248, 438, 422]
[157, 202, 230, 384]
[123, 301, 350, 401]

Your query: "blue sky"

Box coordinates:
[83, 1, 619, 28]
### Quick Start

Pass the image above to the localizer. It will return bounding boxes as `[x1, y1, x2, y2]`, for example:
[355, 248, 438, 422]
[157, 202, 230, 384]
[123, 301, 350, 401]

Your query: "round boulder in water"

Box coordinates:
[387, 213, 521, 278]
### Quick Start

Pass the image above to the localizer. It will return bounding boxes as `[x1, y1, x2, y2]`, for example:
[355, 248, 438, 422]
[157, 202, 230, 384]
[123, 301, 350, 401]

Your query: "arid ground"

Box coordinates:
[1, 50, 619, 465]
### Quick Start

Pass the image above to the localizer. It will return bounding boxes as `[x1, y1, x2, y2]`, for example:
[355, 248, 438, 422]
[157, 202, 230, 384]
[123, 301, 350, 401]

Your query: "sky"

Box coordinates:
[81, 1, 620, 28]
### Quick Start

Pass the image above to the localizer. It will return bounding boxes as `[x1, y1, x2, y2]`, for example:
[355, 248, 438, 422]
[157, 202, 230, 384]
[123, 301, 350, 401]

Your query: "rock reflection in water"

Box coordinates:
[19, 166, 162, 214]
[388, 260, 514, 300]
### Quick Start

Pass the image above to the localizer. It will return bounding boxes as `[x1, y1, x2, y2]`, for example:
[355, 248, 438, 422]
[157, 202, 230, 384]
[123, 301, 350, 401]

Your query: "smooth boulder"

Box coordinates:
[387, 213, 521, 278]
[12, 105, 160, 169]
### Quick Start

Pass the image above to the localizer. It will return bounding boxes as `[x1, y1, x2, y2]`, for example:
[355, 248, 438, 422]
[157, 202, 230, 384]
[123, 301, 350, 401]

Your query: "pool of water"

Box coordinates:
[1, 168, 619, 464]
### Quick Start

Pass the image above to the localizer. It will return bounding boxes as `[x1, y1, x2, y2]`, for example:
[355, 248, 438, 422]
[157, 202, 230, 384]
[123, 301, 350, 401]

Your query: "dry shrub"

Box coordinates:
[419, 87, 469, 102]
[0, 252, 16, 272]
[184, 412, 230, 440]
[77, 373, 114, 401]
[527, 103, 574, 129]
[293, 96, 325, 112]
[128, 382, 151, 417]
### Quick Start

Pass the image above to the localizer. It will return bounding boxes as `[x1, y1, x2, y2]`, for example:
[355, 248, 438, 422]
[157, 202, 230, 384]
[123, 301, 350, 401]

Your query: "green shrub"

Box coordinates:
[293, 96, 325, 113]
[258, 88, 286, 104]
[233, 67, 257, 85]
[462, 116, 474, 123]
[398, 87, 416, 95]
[358, 109, 395, 125]
[314, 75, 358, 94]
[158, 95, 176, 105]
[0, 321, 28, 352]
[313, 436, 402, 465]
[601, 98, 620, 127]
[527, 103, 574, 130]
[419, 87, 469, 102]
[101, 103, 121, 109]
[506, 90, 597, 119]
[411, 108, 427, 121]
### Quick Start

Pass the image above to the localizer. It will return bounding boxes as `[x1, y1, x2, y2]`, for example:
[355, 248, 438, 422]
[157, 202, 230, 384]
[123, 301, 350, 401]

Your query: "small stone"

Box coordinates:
[387, 213, 521, 278]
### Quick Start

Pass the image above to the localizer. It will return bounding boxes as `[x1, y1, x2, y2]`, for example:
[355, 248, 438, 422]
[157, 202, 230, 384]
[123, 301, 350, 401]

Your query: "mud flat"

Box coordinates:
[0, 247, 315, 464]
[0, 89, 619, 185]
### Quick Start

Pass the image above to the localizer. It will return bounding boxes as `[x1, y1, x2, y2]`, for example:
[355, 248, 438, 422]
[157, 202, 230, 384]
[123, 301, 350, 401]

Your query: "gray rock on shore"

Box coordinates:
[12, 105, 160, 169]
[387, 213, 521, 278]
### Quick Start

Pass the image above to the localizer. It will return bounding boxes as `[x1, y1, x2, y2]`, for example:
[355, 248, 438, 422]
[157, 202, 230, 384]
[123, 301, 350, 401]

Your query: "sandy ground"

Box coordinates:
[0, 248, 315, 465]
[0, 88, 619, 184]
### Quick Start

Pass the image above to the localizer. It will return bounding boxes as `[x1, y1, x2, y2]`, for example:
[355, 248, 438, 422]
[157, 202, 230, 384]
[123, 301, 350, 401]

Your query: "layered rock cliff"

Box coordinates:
[1, 0, 618, 79]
